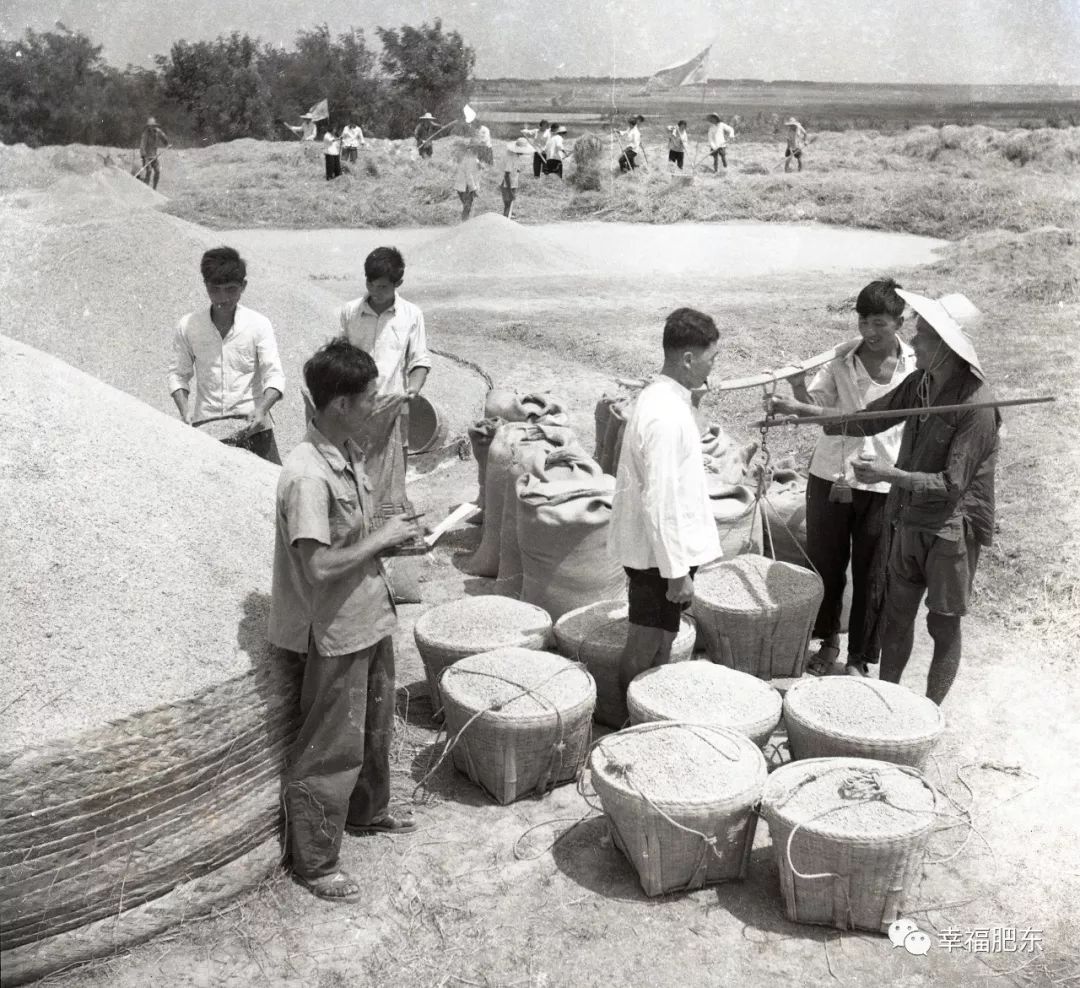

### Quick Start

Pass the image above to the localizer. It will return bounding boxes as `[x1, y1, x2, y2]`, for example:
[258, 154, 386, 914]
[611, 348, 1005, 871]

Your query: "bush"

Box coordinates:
[1003, 140, 1035, 167]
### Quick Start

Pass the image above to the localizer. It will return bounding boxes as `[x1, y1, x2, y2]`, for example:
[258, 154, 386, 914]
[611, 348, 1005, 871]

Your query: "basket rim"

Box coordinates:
[440, 652, 596, 719]
[553, 602, 695, 653]
[693, 555, 822, 614]
[414, 597, 553, 641]
[589, 721, 767, 808]
[759, 756, 937, 841]
[783, 678, 945, 747]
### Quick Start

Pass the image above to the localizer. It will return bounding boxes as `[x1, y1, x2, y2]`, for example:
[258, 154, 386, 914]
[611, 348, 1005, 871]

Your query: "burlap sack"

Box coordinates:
[517, 473, 624, 620]
[483, 390, 569, 426]
[700, 425, 758, 486]
[599, 397, 630, 475]
[593, 396, 614, 461]
[762, 470, 809, 566]
[706, 479, 765, 558]
[468, 417, 501, 518]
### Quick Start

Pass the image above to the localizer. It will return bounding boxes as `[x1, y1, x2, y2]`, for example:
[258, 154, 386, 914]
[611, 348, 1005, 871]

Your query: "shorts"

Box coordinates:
[625, 566, 698, 633]
[785, 147, 803, 158]
[887, 524, 982, 617]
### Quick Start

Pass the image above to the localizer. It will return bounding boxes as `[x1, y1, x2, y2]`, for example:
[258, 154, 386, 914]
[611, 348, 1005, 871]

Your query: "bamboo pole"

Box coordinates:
[752, 395, 1055, 429]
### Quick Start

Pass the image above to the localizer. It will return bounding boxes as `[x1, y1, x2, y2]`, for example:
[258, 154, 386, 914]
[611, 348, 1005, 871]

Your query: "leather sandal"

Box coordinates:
[295, 871, 362, 902]
[806, 643, 841, 676]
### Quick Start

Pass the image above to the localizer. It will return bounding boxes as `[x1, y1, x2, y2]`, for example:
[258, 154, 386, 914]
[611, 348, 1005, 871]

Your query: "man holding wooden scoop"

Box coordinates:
[769, 291, 998, 704]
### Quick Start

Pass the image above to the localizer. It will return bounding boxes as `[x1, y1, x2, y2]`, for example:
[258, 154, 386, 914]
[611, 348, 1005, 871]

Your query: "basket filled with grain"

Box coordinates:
[553, 600, 696, 728]
[760, 757, 938, 932]
[439, 648, 595, 804]
[627, 660, 783, 749]
[783, 678, 945, 768]
[589, 723, 766, 896]
[690, 554, 823, 679]
[413, 596, 554, 716]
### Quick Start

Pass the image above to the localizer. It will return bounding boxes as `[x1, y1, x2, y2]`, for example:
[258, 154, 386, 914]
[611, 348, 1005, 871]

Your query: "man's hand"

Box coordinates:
[376, 513, 424, 551]
[765, 393, 804, 417]
[666, 574, 694, 604]
[243, 407, 270, 436]
[851, 455, 893, 486]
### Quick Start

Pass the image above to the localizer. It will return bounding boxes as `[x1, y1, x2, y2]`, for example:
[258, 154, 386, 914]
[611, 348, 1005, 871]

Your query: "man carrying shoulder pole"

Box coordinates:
[609, 308, 723, 703]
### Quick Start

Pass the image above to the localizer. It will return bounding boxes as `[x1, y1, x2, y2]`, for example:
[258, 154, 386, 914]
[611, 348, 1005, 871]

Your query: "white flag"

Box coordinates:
[647, 47, 711, 91]
[462, 104, 477, 124]
[303, 98, 329, 122]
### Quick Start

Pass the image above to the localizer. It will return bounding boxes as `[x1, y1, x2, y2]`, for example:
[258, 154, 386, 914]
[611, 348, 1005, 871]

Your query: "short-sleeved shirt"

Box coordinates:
[501, 151, 525, 189]
[339, 294, 432, 398]
[323, 133, 341, 155]
[453, 154, 481, 192]
[268, 425, 396, 656]
[544, 134, 565, 159]
[708, 122, 734, 149]
[668, 129, 688, 152]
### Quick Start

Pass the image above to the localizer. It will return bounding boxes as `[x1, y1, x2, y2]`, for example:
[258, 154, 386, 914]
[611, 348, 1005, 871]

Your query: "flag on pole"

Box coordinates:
[462, 104, 477, 124]
[646, 46, 711, 91]
[301, 98, 329, 122]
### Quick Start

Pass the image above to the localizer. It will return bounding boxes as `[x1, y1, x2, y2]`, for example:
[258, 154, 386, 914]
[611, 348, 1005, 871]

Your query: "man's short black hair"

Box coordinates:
[538, 119, 549, 127]
[662, 308, 720, 352]
[304, 337, 378, 411]
[364, 246, 405, 284]
[201, 246, 246, 284]
[677, 120, 687, 128]
[855, 278, 905, 318]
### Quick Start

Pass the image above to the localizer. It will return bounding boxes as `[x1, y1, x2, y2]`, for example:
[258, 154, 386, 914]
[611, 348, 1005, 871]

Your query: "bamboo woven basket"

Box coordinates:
[553, 600, 696, 729]
[414, 597, 553, 716]
[760, 757, 938, 932]
[690, 555, 823, 679]
[439, 648, 596, 804]
[589, 723, 766, 897]
[627, 660, 783, 749]
[783, 678, 945, 768]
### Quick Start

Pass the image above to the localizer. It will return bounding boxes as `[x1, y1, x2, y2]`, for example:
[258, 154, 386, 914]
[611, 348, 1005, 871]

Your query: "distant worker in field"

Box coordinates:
[341, 120, 366, 164]
[500, 137, 534, 218]
[522, 119, 550, 177]
[268, 337, 423, 904]
[617, 115, 645, 172]
[168, 246, 285, 463]
[453, 141, 482, 221]
[471, 120, 494, 167]
[667, 120, 689, 170]
[414, 112, 439, 159]
[137, 116, 170, 190]
[543, 125, 568, 178]
[609, 308, 722, 697]
[323, 126, 342, 180]
[784, 116, 808, 172]
[706, 112, 735, 171]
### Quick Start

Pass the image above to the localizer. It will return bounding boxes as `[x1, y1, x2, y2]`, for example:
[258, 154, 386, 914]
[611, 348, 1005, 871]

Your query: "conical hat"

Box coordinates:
[897, 289, 985, 379]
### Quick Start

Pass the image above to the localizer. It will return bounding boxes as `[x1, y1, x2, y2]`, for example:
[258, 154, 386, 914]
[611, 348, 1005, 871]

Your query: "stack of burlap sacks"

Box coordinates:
[463, 386, 808, 623]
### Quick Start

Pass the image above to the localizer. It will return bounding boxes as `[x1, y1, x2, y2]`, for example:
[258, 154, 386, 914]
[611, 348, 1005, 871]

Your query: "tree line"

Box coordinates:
[0, 21, 475, 147]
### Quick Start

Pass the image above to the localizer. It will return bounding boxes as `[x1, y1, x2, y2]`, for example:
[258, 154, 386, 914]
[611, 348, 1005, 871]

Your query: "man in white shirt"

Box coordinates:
[522, 119, 550, 177]
[470, 121, 494, 167]
[706, 112, 735, 171]
[784, 117, 808, 172]
[617, 115, 644, 172]
[168, 246, 286, 463]
[542, 125, 567, 178]
[341, 121, 365, 164]
[323, 128, 342, 180]
[609, 308, 723, 694]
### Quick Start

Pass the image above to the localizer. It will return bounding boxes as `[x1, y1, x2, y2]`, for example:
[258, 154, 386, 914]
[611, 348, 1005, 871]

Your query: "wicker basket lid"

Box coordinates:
[761, 757, 936, 840]
[415, 596, 552, 652]
[784, 677, 944, 745]
[590, 722, 766, 807]
[440, 648, 595, 718]
[554, 600, 695, 652]
[693, 555, 821, 613]
[628, 661, 781, 730]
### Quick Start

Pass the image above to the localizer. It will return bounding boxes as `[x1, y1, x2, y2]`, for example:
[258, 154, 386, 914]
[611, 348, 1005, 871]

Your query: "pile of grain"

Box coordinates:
[416, 596, 552, 654]
[0, 336, 297, 979]
[627, 661, 782, 747]
[693, 556, 816, 612]
[441, 648, 593, 718]
[591, 723, 764, 804]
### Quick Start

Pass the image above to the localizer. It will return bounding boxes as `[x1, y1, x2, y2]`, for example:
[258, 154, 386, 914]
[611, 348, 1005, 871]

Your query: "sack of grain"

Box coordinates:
[466, 421, 575, 577]
[439, 648, 595, 804]
[467, 417, 501, 520]
[594, 395, 615, 461]
[783, 678, 944, 768]
[598, 396, 630, 475]
[495, 440, 592, 598]
[700, 425, 756, 486]
[590, 723, 767, 896]
[517, 473, 625, 621]
[707, 479, 764, 557]
[760, 757, 937, 932]
[413, 596, 553, 715]
[627, 660, 783, 749]
[553, 600, 696, 728]
[483, 389, 569, 426]
[762, 473, 809, 566]
[691, 554, 823, 679]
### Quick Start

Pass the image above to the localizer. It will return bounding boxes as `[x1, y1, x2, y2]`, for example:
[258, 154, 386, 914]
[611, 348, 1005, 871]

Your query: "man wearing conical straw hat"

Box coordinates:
[830, 291, 999, 704]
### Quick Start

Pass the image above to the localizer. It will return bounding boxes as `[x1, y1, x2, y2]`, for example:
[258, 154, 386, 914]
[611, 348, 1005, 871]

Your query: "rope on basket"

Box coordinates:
[411, 665, 590, 802]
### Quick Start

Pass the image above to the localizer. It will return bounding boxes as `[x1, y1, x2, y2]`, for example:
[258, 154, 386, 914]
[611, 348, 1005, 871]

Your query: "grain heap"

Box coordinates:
[413, 597, 554, 714]
[553, 600, 696, 727]
[783, 678, 945, 767]
[627, 661, 783, 749]
[691, 555, 824, 679]
[590, 723, 766, 896]
[439, 648, 596, 804]
[760, 758, 937, 932]
[0, 337, 296, 984]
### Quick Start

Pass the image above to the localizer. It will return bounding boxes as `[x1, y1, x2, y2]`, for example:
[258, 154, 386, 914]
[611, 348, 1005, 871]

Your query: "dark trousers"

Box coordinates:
[805, 473, 888, 662]
[533, 152, 544, 177]
[619, 148, 638, 172]
[140, 154, 161, 188]
[543, 158, 563, 178]
[224, 427, 281, 465]
[284, 635, 396, 879]
[418, 142, 433, 159]
[325, 154, 341, 180]
[668, 150, 685, 169]
[711, 147, 727, 170]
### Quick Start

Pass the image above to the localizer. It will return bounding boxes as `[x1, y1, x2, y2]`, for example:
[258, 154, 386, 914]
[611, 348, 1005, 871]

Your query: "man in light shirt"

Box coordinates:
[706, 112, 735, 171]
[453, 141, 482, 221]
[522, 119, 550, 178]
[784, 117, 808, 172]
[168, 246, 286, 463]
[542, 125, 567, 178]
[609, 308, 723, 695]
[323, 127, 342, 180]
[470, 120, 494, 167]
[341, 121, 365, 164]
[617, 115, 645, 172]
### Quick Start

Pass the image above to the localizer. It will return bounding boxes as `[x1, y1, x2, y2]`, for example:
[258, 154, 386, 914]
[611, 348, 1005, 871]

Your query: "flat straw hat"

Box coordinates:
[707, 112, 721, 122]
[897, 289, 985, 379]
[784, 117, 799, 126]
[419, 112, 435, 121]
[554, 125, 568, 134]
[507, 137, 533, 154]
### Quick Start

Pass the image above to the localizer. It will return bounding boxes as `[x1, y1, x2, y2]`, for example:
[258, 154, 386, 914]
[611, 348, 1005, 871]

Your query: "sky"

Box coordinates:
[3, 0, 1079, 84]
